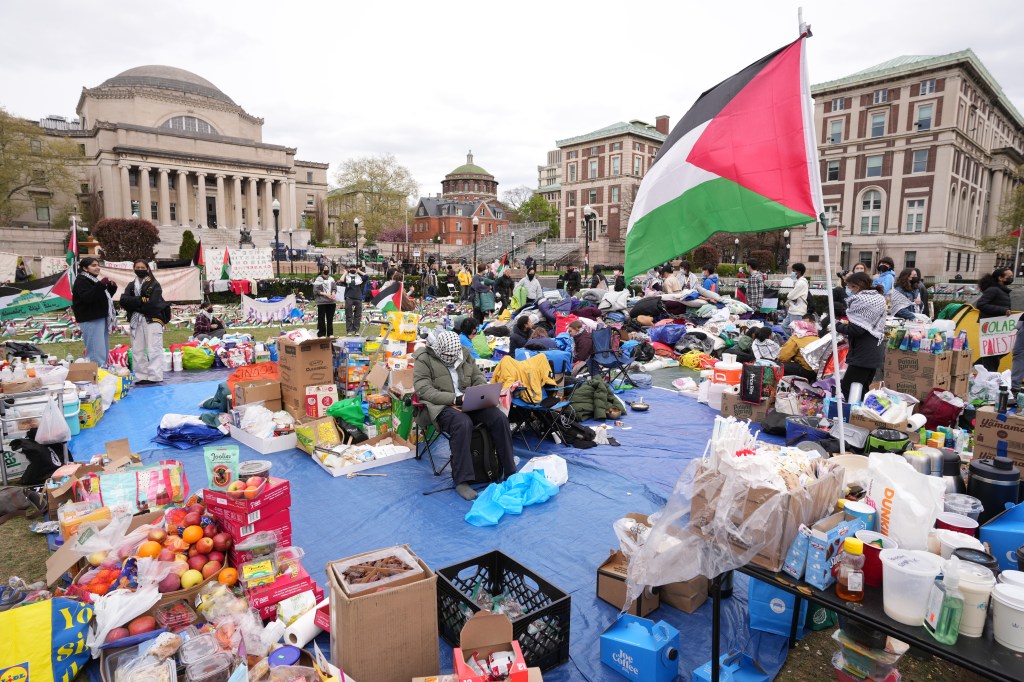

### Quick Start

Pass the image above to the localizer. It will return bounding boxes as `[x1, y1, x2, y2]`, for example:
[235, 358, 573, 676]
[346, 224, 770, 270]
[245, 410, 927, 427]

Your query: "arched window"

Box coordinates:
[858, 189, 882, 234]
[161, 116, 216, 134]
[948, 185, 958, 233]
[958, 189, 969, 233]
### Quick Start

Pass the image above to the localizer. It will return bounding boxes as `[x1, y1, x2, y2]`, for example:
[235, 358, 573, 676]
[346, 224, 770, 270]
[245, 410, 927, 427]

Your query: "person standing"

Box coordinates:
[313, 266, 338, 338]
[470, 264, 496, 325]
[445, 265, 457, 294]
[701, 265, 720, 293]
[976, 267, 1015, 372]
[342, 263, 365, 335]
[495, 270, 514, 314]
[458, 264, 473, 302]
[890, 268, 921, 320]
[564, 265, 581, 295]
[745, 259, 766, 313]
[425, 266, 439, 297]
[783, 263, 808, 328]
[517, 267, 543, 307]
[119, 260, 167, 385]
[524, 255, 534, 271]
[71, 257, 117, 366]
[834, 271, 887, 401]
[873, 257, 896, 295]
[590, 265, 608, 290]
[912, 268, 929, 315]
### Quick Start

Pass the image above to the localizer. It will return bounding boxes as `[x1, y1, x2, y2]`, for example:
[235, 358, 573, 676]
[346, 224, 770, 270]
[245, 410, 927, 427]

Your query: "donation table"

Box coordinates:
[707, 565, 1024, 682]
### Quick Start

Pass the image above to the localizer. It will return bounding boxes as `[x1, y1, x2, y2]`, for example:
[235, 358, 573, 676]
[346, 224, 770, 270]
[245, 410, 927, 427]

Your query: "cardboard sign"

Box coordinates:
[228, 247, 274, 280]
[979, 314, 1022, 357]
[228, 361, 279, 402]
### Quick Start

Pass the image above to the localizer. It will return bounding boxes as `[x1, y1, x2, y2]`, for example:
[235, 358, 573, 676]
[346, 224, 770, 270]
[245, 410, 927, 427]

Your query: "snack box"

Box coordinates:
[204, 478, 291, 524]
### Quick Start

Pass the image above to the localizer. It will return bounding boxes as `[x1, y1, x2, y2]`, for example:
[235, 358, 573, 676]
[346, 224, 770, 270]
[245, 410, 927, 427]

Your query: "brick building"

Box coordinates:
[411, 152, 509, 245]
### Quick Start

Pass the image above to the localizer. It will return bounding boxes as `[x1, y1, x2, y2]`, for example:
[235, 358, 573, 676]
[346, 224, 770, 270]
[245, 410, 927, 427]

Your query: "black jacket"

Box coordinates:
[509, 326, 530, 356]
[834, 320, 885, 368]
[71, 274, 116, 323]
[120, 276, 169, 325]
[564, 270, 581, 291]
[976, 284, 1012, 319]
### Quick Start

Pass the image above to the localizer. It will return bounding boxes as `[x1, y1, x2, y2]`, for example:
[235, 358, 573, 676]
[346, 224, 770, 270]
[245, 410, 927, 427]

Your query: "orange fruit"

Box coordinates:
[138, 541, 163, 558]
[217, 568, 238, 586]
[182, 525, 204, 545]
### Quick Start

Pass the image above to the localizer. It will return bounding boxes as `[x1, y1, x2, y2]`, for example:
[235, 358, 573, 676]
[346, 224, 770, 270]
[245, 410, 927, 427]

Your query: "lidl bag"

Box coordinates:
[0, 597, 94, 682]
[385, 311, 420, 341]
[748, 578, 808, 640]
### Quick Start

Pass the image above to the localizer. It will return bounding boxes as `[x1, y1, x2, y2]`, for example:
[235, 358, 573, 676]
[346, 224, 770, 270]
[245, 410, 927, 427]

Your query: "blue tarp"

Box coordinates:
[74, 381, 791, 681]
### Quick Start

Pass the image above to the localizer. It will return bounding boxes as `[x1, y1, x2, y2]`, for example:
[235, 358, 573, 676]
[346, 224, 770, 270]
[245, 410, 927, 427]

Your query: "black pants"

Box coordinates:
[345, 298, 362, 335]
[473, 307, 485, 325]
[978, 354, 1003, 372]
[317, 304, 336, 338]
[435, 406, 515, 485]
[782, 362, 817, 382]
[840, 365, 876, 401]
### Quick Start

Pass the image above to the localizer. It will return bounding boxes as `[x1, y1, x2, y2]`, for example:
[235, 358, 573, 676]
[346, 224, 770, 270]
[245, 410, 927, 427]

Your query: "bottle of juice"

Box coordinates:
[835, 537, 865, 601]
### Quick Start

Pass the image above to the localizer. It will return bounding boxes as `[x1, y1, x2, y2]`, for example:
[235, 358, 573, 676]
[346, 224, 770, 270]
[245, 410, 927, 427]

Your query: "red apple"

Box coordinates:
[195, 537, 215, 555]
[158, 573, 181, 593]
[245, 476, 265, 489]
[187, 547, 199, 558]
[147, 529, 167, 544]
[127, 615, 157, 636]
[106, 627, 130, 643]
[201, 561, 222, 579]
[188, 503, 205, 515]
[183, 512, 202, 527]
[212, 533, 233, 552]
[157, 549, 176, 562]
[207, 551, 224, 565]
[203, 523, 219, 538]
[188, 555, 208, 571]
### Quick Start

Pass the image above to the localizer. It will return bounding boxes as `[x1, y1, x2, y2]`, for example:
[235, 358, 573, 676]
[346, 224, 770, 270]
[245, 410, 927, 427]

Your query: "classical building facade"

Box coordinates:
[555, 117, 668, 265]
[537, 148, 562, 214]
[411, 152, 509, 245]
[789, 50, 1024, 278]
[17, 65, 328, 255]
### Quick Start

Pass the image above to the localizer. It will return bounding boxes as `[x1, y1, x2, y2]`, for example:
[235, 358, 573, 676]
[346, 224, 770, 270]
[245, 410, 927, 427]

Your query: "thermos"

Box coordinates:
[968, 458, 1021, 524]
[941, 450, 967, 495]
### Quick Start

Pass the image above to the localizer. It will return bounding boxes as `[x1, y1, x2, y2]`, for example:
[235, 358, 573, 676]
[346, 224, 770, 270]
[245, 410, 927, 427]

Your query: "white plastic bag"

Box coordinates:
[969, 364, 1008, 403]
[39, 365, 69, 387]
[519, 454, 568, 486]
[98, 374, 118, 410]
[613, 515, 652, 558]
[864, 452, 944, 551]
[36, 396, 71, 445]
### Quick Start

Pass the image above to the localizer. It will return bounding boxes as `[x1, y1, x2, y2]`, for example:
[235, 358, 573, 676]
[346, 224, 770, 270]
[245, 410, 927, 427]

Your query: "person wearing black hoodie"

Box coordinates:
[71, 257, 118, 366]
[976, 267, 1015, 371]
[509, 315, 532, 356]
[495, 272, 514, 314]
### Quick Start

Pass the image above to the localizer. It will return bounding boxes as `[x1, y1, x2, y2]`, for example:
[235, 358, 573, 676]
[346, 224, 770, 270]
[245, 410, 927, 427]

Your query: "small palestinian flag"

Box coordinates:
[625, 35, 821, 278]
[51, 268, 74, 301]
[372, 280, 403, 313]
[192, 239, 204, 267]
[220, 248, 230, 280]
[66, 216, 78, 269]
[496, 254, 508, 277]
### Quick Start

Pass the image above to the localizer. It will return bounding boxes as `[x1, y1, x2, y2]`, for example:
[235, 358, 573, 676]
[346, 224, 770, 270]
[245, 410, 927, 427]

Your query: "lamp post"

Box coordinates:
[734, 238, 739, 264]
[272, 198, 281, 278]
[354, 217, 361, 264]
[783, 230, 791, 271]
[288, 228, 294, 275]
[583, 204, 594, 278]
[542, 238, 547, 269]
[472, 216, 479, 271]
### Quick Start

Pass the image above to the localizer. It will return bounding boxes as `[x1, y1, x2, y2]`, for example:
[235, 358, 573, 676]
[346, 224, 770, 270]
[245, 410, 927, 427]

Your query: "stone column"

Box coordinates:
[196, 173, 208, 227]
[288, 179, 298, 230]
[986, 169, 1005, 237]
[139, 167, 152, 220]
[263, 179, 275, 230]
[278, 180, 289, 230]
[177, 170, 190, 226]
[232, 176, 243, 228]
[247, 177, 258, 229]
[120, 164, 132, 217]
[158, 169, 171, 226]
[215, 174, 226, 229]
[101, 163, 118, 218]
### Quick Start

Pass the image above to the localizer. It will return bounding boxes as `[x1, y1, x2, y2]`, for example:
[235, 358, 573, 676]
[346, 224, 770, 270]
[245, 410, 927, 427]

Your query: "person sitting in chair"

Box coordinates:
[413, 331, 515, 501]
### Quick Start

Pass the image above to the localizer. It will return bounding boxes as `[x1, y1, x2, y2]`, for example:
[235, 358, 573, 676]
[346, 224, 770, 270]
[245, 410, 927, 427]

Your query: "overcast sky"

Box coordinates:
[2, 1, 1021, 199]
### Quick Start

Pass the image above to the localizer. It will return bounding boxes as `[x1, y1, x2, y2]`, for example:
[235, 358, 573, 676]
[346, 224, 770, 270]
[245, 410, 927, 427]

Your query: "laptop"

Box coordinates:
[460, 383, 503, 412]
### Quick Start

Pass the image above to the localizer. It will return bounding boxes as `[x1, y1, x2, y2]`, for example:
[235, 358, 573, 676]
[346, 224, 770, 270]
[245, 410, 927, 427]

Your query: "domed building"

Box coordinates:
[441, 151, 498, 201]
[24, 65, 328, 255]
[411, 151, 509, 246]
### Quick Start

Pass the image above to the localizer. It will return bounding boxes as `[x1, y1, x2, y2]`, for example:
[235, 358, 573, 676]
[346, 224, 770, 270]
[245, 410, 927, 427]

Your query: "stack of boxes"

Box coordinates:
[366, 393, 392, 438]
[949, 347, 973, 397]
[882, 349, 951, 402]
[278, 336, 334, 419]
[333, 337, 370, 396]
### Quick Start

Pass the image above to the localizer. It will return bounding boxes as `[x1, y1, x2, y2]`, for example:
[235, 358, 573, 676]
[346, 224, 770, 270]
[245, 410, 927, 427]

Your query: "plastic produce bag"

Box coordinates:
[39, 365, 68, 387]
[181, 346, 215, 370]
[98, 374, 118, 410]
[87, 557, 176, 655]
[518, 454, 568, 486]
[36, 396, 71, 445]
[613, 515, 652, 559]
[864, 452, 944, 550]
[969, 364, 1006, 403]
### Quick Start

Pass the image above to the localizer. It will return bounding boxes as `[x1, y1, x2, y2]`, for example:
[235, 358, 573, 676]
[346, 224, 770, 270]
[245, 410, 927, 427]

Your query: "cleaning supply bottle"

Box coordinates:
[925, 556, 964, 645]
[835, 537, 865, 601]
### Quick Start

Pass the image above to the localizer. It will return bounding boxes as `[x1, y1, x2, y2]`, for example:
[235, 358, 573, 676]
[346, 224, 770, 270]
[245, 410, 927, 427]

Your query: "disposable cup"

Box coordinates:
[855, 530, 897, 587]
[932, 529, 985, 559]
[879, 549, 943, 625]
[999, 570, 1024, 588]
[991, 584, 1024, 652]
[944, 494, 984, 521]
[957, 563, 995, 638]
[935, 511, 979, 537]
[844, 501, 876, 531]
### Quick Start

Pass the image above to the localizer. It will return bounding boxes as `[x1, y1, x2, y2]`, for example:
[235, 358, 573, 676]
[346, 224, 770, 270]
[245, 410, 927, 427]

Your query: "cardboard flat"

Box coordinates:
[46, 510, 164, 585]
[1, 377, 42, 394]
[366, 363, 390, 393]
[228, 424, 298, 454]
[235, 379, 282, 413]
[597, 550, 660, 617]
[311, 433, 416, 478]
[848, 413, 914, 434]
[389, 368, 415, 397]
[67, 362, 99, 383]
[720, 392, 770, 424]
[453, 612, 529, 682]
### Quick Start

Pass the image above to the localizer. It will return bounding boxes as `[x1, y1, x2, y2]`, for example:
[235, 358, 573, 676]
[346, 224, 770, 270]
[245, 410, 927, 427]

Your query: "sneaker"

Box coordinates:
[455, 483, 478, 501]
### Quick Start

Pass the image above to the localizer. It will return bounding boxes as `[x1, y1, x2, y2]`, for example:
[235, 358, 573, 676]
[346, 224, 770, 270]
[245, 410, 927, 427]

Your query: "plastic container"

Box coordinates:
[879, 549, 944, 625]
[267, 646, 302, 667]
[831, 629, 908, 681]
[276, 546, 305, 580]
[185, 651, 234, 682]
[154, 599, 198, 629]
[932, 528, 984, 559]
[831, 651, 900, 682]
[126, 659, 176, 682]
[232, 530, 279, 563]
[944, 494, 983, 521]
[238, 555, 279, 588]
[64, 396, 81, 437]
[867, 429, 910, 453]
[707, 382, 731, 410]
[332, 546, 424, 596]
[951, 548, 1000, 577]
[238, 460, 272, 481]
[178, 632, 221, 667]
[269, 666, 318, 682]
[957, 562, 995, 638]
[999, 570, 1024, 587]
[172, 349, 183, 372]
[712, 358, 742, 385]
[855, 530, 898, 587]
[991, 583, 1024, 652]
[163, 351, 172, 372]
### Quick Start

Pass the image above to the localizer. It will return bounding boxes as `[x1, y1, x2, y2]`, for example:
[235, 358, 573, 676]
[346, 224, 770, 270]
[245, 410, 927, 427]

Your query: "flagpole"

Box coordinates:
[1014, 230, 1022, 280]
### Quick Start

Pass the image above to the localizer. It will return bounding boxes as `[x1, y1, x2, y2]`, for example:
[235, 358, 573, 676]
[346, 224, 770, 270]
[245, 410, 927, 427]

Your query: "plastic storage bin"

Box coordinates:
[879, 549, 943, 625]
[437, 550, 571, 671]
[832, 629, 908, 681]
[126, 659, 176, 682]
[275, 546, 305, 580]
[64, 396, 80, 436]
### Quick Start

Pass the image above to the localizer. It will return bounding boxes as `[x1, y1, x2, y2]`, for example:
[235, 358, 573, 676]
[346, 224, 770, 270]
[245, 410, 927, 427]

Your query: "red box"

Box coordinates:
[453, 612, 529, 682]
[229, 530, 293, 567]
[204, 478, 291, 525]
[247, 566, 316, 609]
[256, 584, 324, 621]
[218, 507, 292, 544]
[313, 599, 330, 633]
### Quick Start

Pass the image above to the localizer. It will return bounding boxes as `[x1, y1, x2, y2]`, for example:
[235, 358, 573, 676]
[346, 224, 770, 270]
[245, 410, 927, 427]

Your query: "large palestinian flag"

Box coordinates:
[625, 36, 822, 278]
[371, 281, 403, 313]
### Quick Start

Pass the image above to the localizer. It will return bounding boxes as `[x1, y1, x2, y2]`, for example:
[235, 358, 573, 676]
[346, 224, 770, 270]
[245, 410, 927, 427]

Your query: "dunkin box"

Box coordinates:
[720, 392, 770, 424]
[204, 478, 292, 525]
[278, 336, 334, 412]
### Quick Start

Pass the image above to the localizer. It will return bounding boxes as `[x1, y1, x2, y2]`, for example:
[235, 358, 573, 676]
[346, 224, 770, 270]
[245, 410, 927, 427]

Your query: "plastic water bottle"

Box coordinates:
[66, 354, 74, 364]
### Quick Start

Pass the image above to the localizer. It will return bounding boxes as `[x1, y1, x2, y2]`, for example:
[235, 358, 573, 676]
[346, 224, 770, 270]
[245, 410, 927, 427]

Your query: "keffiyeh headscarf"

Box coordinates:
[846, 290, 888, 340]
[789, 320, 818, 338]
[428, 330, 463, 367]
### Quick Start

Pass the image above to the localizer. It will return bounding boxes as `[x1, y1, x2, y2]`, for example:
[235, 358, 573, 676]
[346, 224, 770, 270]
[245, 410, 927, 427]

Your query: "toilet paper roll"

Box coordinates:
[725, 384, 740, 395]
[283, 607, 323, 648]
[907, 413, 927, 431]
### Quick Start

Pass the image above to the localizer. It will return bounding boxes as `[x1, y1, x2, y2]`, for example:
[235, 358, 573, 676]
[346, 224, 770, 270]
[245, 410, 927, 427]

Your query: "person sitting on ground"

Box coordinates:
[599, 276, 629, 313]
[567, 320, 594, 366]
[525, 327, 558, 350]
[750, 326, 781, 362]
[458, 317, 481, 359]
[509, 315, 532, 356]
[517, 267, 543, 306]
[778, 320, 820, 381]
[413, 331, 515, 501]
[660, 266, 682, 294]
[193, 302, 226, 339]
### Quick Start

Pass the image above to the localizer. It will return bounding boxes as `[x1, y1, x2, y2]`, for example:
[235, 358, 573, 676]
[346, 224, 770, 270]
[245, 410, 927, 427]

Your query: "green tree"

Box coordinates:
[0, 107, 82, 225]
[332, 154, 418, 242]
[93, 218, 161, 262]
[178, 229, 198, 261]
[515, 194, 560, 238]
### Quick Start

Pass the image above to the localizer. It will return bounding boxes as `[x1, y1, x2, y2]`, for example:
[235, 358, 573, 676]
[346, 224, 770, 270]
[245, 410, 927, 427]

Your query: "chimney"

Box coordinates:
[655, 115, 670, 135]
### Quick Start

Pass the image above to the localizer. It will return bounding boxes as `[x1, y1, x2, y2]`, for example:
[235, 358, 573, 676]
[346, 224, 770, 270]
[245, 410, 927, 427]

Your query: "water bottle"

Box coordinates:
[998, 385, 1009, 414]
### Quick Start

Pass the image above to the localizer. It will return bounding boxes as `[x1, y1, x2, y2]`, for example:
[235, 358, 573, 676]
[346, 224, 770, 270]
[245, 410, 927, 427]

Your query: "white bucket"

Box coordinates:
[172, 349, 183, 372]
[163, 350, 172, 372]
[708, 382, 733, 411]
[991, 583, 1024, 651]
[957, 562, 996, 638]
[879, 549, 943, 625]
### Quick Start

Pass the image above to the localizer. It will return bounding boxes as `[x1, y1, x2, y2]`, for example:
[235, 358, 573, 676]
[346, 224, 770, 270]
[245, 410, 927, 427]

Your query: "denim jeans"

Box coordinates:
[79, 318, 109, 366]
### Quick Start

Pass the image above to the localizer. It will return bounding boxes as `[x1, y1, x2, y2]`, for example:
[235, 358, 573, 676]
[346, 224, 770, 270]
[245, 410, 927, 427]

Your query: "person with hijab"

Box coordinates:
[119, 259, 168, 384]
[599, 275, 629, 313]
[517, 267, 543, 306]
[834, 272, 887, 400]
[412, 330, 515, 501]
[71, 256, 117, 366]
[313, 266, 338, 337]
[890, 268, 920, 320]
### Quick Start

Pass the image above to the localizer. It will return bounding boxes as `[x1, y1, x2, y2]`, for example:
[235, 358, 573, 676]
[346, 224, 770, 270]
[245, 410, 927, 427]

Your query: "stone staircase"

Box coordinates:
[155, 225, 312, 258]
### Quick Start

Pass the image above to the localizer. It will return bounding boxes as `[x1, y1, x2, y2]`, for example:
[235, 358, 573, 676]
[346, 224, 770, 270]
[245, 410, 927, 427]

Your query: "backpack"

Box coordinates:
[631, 341, 656, 363]
[470, 423, 502, 484]
[10, 435, 64, 486]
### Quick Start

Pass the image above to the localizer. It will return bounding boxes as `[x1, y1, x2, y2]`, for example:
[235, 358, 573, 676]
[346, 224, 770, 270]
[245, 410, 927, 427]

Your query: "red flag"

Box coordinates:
[1010, 229, 1022, 237]
[826, 228, 838, 237]
[51, 269, 74, 301]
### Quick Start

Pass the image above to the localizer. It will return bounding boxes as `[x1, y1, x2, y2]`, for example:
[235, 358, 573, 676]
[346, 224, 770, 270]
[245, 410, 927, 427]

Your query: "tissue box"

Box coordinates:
[600, 614, 679, 682]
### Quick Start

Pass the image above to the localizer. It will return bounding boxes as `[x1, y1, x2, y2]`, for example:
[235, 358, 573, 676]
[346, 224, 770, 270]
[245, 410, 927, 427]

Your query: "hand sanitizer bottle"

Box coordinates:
[925, 556, 964, 645]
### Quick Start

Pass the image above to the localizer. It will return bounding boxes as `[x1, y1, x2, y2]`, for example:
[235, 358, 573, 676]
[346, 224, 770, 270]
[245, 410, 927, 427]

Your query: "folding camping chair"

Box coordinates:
[590, 326, 637, 388]
[411, 394, 451, 476]
[500, 354, 576, 451]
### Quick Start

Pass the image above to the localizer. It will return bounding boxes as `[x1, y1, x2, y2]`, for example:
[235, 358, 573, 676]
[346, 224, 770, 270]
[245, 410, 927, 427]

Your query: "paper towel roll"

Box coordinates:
[907, 413, 927, 431]
[283, 607, 322, 648]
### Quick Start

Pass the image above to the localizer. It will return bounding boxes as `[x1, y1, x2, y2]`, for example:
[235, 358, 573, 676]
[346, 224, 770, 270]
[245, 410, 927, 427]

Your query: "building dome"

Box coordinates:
[446, 150, 493, 178]
[97, 65, 235, 105]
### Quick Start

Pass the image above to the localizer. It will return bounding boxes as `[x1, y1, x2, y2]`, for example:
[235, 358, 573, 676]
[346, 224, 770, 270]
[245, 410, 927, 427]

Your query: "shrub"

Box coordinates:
[749, 249, 776, 272]
[716, 264, 738, 277]
[178, 230, 198, 261]
[692, 245, 719, 269]
[93, 218, 160, 262]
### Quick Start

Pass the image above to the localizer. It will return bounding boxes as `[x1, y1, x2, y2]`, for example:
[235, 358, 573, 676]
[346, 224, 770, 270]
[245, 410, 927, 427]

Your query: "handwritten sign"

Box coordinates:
[979, 313, 1022, 357]
[203, 247, 226, 276]
[41, 256, 68, 277]
[228, 248, 273, 280]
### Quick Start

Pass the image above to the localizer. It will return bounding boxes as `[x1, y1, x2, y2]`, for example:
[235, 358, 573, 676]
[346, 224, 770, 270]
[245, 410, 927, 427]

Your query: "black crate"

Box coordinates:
[437, 550, 571, 671]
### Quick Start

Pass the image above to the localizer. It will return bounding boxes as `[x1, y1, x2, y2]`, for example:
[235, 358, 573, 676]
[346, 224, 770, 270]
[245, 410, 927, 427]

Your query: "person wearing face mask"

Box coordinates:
[976, 267, 1016, 371]
[834, 272, 887, 401]
[517, 268, 543, 306]
[678, 260, 699, 290]
[495, 269, 514, 314]
[341, 263, 365, 335]
[313, 267, 338, 338]
[193, 302, 225, 339]
[873, 256, 896, 295]
[782, 262, 808, 328]
[889, 268, 921, 321]
[119, 260, 169, 384]
[72, 257, 118, 366]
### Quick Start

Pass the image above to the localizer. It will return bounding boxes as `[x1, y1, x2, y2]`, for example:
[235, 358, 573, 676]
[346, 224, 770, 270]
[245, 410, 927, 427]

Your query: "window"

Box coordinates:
[566, 150, 578, 160]
[80, 183, 89, 194]
[30, 140, 41, 152]
[912, 149, 928, 173]
[611, 155, 621, 175]
[456, 222, 462, 232]
[35, 203, 50, 221]
[610, 142, 622, 151]
[170, 203, 177, 221]
[474, 182, 479, 192]
[588, 159, 598, 179]
[826, 160, 840, 182]
[306, 171, 313, 183]
[905, 199, 925, 232]
[829, 119, 843, 144]
[873, 89, 888, 104]
[149, 173, 157, 189]
[611, 186, 620, 202]
[32, 169, 45, 183]
[167, 175, 175, 190]
[306, 194, 314, 207]
[832, 98, 846, 111]
[161, 116, 215, 134]
[567, 192, 576, 207]
[567, 163, 577, 182]
[78, 144, 86, 155]
[634, 142, 643, 151]
[916, 104, 933, 131]
[588, 190, 597, 205]
[150, 202, 158, 220]
[871, 112, 886, 138]
[590, 146, 599, 155]
[904, 251, 917, 269]
[859, 252, 873, 270]
[946, 251, 951, 271]
[859, 190, 882, 234]
[866, 155, 883, 177]
[633, 155, 643, 175]
[920, 79, 936, 95]
[129, 169, 138, 187]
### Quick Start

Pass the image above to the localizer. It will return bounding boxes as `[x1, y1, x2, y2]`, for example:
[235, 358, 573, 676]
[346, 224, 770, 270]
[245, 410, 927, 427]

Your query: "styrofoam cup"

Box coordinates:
[991, 584, 1024, 651]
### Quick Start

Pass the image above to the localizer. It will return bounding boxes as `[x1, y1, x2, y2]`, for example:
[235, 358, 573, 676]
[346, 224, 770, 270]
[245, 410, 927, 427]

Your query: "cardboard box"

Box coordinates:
[305, 384, 338, 418]
[389, 368, 415, 398]
[719, 392, 770, 424]
[278, 337, 334, 410]
[245, 566, 316, 610]
[658, 576, 708, 614]
[979, 501, 1024, 571]
[1, 377, 42, 394]
[228, 424, 298, 455]
[600, 614, 680, 682]
[597, 550, 660, 617]
[314, 599, 331, 632]
[205, 478, 292, 525]
[950, 373, 970, 398]
[217, 507, 291, 544]
[328, 544, 439, 682]
[950, 348, 974, 377]
[235, 379, 282, 412]
[848, 413, 914, 434]
[412, 671, 543, 682]
[884, 350, 952, 381]
[311, 433, 416, 478]
[881, 373, 948, 402]
[79, 397, 104, 429]
[46, 509, 163, 585]
[974, 407, 1024, 454]
[689, 462, 843, 572]
[453, 612, 529, 682]
[67, 362, 99, 384]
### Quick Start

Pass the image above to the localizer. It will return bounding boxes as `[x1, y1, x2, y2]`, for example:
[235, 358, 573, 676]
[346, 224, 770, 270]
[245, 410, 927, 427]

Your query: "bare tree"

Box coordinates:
[501, 185, 535, 220]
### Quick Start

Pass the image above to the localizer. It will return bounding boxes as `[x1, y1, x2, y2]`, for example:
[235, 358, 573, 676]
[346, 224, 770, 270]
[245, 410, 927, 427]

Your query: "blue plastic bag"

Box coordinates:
[465, 471, 559, 527]
[748, 578, 808, 640]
